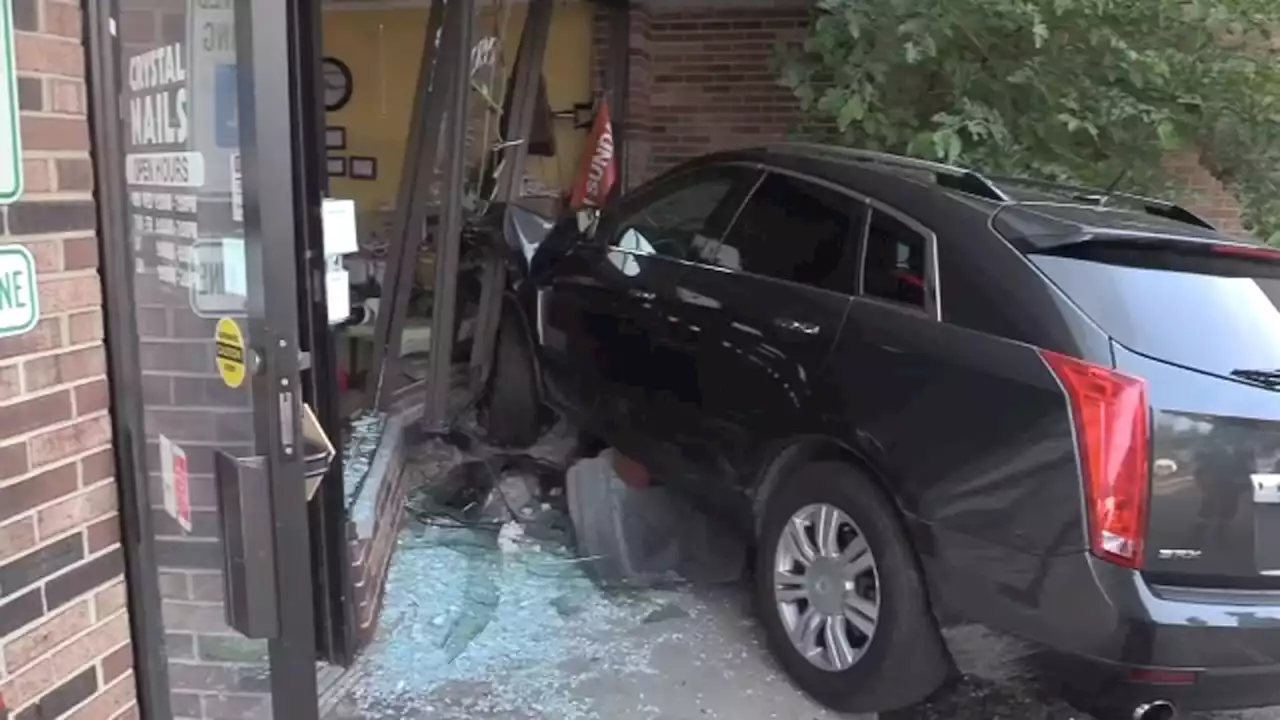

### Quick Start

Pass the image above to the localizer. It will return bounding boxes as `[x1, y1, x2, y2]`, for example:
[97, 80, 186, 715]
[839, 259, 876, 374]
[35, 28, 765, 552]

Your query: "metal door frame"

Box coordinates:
[293, 0, 357, 669]
[236, 1, 322, 714]
[84, 2, 172, 717]
[87, 0, 327, 716]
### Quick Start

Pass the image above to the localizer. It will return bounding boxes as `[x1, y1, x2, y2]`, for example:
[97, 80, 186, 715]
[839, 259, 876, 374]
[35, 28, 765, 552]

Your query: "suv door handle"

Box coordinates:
[774, 318, 820, 335]
[628, 288, 656, 301]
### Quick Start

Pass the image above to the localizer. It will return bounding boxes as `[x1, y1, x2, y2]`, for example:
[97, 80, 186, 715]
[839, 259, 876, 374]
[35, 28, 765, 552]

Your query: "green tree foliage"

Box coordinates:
[779, 0, 1280, 242]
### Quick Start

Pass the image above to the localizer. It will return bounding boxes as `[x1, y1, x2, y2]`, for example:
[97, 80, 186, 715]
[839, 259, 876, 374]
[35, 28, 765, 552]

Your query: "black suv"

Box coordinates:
[484, 144, 1280, 719]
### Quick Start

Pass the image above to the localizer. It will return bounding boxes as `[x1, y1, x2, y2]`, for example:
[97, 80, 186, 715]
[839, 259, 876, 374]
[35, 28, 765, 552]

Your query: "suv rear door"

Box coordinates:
[1028, 239, 1280, 585]
[831, 205, 946, 476]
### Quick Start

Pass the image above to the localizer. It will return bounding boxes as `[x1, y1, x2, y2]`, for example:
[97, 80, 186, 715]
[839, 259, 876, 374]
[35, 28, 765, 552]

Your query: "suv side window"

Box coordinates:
[609, 169, 752, 266]
[862, 208, 932, 312]
[714, 173, 863, 291]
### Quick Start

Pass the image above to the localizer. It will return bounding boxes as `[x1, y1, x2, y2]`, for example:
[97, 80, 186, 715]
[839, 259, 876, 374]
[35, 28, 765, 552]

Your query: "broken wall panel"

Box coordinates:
[464, 0, 556, 405]
[367, 0, 449, 410]
[422, 0, 479, 429]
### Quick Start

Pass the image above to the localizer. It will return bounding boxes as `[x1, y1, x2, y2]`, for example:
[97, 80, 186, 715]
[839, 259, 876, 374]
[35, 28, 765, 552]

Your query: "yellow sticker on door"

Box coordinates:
[214, 317, 247, 388]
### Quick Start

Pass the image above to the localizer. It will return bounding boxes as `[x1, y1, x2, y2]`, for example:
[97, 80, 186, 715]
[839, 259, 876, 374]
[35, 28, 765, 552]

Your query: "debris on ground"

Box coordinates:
[332, 516, 676, 718]
[883, 674, 1085, 720]
[323, 421, 866, 720]
[326, 527, 864, 720]
[565, 450, 746, 586]
[497, 521, 524, 553]
[642, 602, 690, 625]
[334, 439, 675, 718]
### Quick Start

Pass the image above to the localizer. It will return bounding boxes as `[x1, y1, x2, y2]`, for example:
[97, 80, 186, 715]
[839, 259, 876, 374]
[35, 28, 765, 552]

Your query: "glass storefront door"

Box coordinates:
[90, 0, 326, 718]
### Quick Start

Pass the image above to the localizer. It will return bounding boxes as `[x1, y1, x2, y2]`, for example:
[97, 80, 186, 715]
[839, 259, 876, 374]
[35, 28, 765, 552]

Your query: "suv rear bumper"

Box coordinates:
[1044, 650, 1280, 715]
[920, 523, 1280, 713]
[1068, 559, 1280, 713]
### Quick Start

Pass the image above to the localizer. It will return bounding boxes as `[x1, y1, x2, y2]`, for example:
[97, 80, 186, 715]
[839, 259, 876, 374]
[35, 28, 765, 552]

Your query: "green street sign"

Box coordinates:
[0, 246, 38, 337]
[0, 0, 22, 204]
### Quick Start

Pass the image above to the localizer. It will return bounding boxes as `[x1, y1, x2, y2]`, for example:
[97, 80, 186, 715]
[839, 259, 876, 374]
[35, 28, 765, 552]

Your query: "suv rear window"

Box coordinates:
[1030, 241, 1280, 380]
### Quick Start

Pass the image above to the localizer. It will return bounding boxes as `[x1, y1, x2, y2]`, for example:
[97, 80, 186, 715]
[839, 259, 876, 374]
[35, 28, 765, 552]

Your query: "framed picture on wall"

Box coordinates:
[325, 127, 347, 151]
[350, 157, 378, 180]
[327, 156, 347, 177]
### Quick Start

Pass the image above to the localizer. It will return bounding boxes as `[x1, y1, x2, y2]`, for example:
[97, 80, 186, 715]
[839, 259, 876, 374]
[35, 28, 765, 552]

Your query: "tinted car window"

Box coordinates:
[863, 209, 930, 309]
[715, 173, 861, 291]
[1031, 242, 1280, 380]
[612, 177, 737, 265]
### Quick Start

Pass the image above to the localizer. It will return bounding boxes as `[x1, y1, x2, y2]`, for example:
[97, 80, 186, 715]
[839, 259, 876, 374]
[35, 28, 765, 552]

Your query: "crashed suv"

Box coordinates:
[483, 143, 1280, 719]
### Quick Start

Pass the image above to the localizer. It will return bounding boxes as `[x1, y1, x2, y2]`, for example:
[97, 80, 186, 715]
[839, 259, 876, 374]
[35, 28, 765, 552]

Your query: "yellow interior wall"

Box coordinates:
[322, 2, 594, 213]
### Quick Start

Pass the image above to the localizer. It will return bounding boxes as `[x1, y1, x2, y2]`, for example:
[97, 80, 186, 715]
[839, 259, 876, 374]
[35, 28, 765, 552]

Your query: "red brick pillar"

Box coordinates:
[592, 0, 653, 191]
[1162, 151, 1248, 238]
[0, 1, 137, 718]
[623, 3, 653, 189]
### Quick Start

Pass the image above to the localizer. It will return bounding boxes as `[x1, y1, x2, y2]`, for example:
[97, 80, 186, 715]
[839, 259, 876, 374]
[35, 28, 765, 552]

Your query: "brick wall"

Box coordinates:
[592, 0, 810, 188]
[643, 5, 808, 178]
[0, 1, 137, 719]
[592, 1, 656, 189]
[596, 0, 1248, 235]
[1164, 151, 1248, 237]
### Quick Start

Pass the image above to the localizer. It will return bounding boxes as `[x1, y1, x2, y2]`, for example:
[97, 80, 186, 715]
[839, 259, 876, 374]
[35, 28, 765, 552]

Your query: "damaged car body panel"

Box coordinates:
[506, 153, 1099, 554]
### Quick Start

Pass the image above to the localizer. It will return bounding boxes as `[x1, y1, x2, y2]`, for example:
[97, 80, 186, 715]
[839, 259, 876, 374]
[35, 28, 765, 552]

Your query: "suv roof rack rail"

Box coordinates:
[768, 142, 1012, 203]
[984, 175, 1217, 230]
[768, 143, 1218, 231]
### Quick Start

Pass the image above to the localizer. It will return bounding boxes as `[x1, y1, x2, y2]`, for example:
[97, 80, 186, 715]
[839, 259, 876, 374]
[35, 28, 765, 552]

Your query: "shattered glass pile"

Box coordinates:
[323, 421, 858, 720]
[342, 410, 388, 510]
[329, 430, 695, 718]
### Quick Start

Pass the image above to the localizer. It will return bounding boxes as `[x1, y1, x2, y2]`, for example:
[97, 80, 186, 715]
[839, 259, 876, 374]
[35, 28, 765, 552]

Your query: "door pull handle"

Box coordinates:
[774, 318, 820, 335]
[628, 288, 656, 301]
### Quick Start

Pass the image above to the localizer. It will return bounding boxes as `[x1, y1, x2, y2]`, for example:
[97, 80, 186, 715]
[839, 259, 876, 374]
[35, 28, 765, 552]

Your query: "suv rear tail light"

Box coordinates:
[1040, 350, 1151, 569]
[1211, 243, 1280, 261]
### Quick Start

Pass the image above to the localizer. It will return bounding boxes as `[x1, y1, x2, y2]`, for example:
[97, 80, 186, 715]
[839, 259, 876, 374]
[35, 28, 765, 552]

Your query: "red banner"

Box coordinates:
[569, 99, 617, 210]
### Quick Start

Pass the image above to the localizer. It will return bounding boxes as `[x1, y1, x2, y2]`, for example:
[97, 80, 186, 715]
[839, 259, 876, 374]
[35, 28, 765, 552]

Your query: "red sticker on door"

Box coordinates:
[160, 434, 192, 533]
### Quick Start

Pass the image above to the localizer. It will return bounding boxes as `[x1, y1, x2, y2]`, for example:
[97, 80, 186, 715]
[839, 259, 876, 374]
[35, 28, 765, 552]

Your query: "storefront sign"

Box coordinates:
[0, 1, 24, 204]
[125, 151, 205, 187]
[159, 434, 192, 533]
[0, 246, 38, 338]
[214, 316, 247, 388]
[125, 40, 199, 288]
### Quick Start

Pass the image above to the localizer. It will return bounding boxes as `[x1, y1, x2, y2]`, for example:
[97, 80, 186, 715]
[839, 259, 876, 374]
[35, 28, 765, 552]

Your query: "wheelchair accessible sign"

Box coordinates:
[0, 5, 35, 341]
[0, 0, 24, 204]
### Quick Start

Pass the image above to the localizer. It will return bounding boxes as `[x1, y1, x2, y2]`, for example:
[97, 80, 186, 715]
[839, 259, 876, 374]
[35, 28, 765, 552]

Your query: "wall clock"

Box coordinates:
[322, 58, 353, 112]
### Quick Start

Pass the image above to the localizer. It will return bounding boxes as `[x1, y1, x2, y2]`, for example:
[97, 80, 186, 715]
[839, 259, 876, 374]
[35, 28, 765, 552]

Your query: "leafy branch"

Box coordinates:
[779, 0, 1280, 242]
